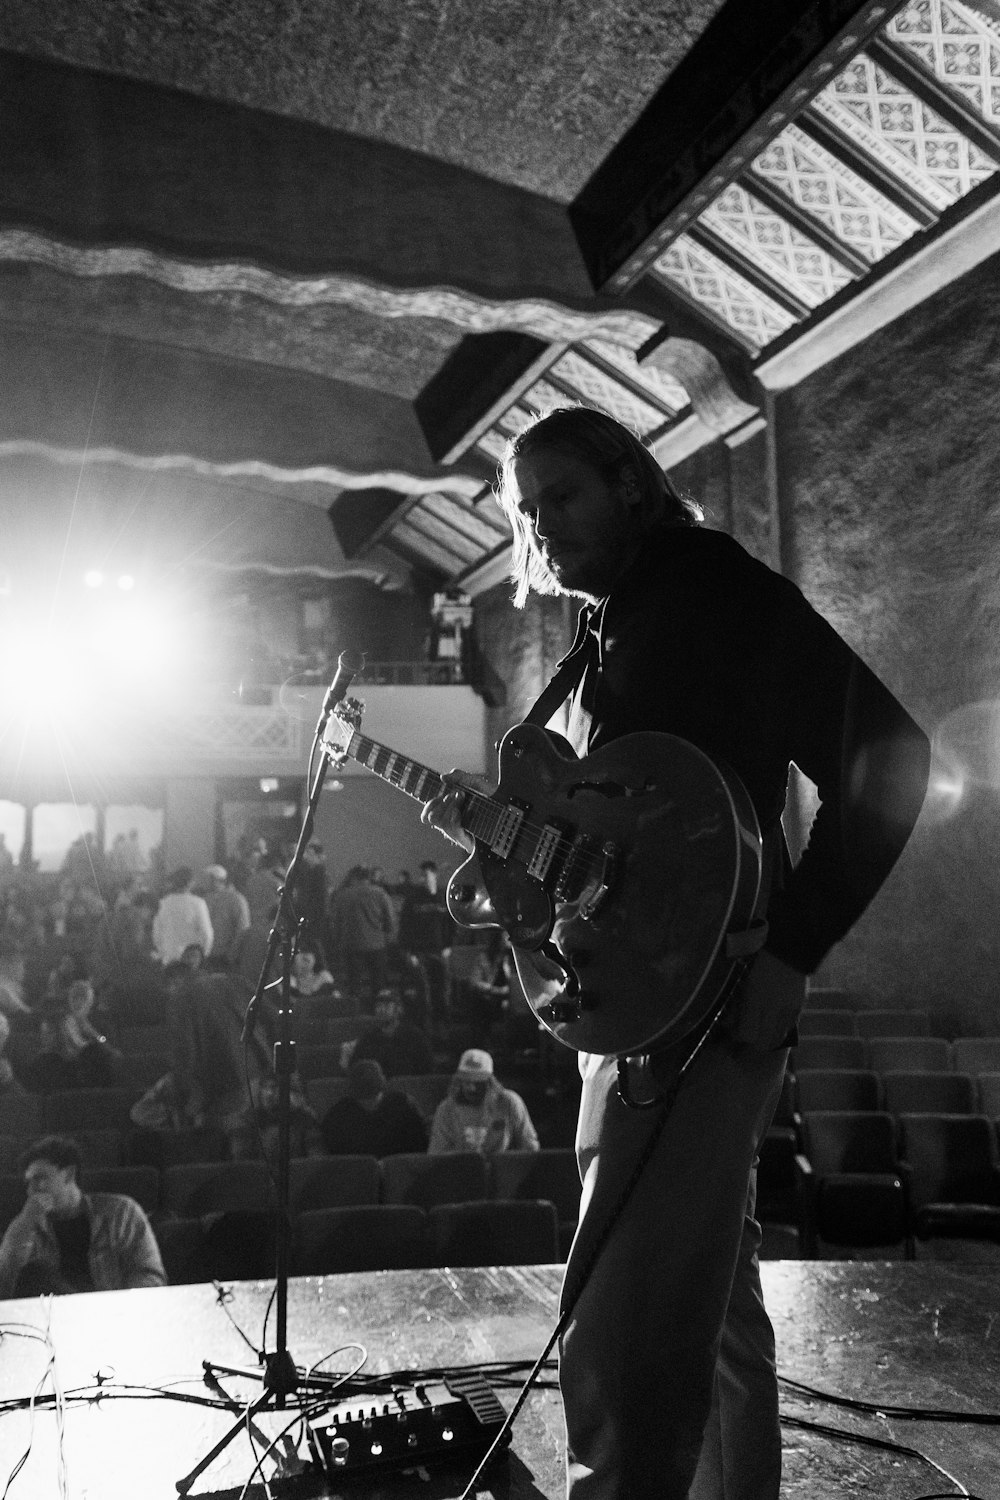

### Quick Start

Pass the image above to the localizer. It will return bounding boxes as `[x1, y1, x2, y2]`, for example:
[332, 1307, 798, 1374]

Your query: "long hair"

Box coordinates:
[495, 406, 702, 608]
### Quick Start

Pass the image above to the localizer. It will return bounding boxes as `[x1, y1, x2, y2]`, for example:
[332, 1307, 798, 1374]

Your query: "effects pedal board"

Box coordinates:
[307, 1370, 510, 1479]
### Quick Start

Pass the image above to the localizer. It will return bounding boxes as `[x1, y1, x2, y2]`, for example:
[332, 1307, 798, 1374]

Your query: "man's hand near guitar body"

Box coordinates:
[420, 772, 482, 855]
[421, 766, 805, 1055]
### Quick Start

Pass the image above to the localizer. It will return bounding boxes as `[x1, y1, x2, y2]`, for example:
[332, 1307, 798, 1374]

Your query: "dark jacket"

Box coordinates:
[561, 527, 930, 974]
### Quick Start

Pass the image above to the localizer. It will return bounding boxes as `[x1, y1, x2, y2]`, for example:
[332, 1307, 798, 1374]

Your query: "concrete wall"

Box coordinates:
[776, 249, 1000, 1034]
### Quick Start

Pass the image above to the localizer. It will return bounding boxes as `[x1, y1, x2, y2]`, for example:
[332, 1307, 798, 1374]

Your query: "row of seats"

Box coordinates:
[792, 1069, 1000, 1118]
[0, 1074, 457, 1138]
[791, 1036, 1000, 1073]
[794, 1110, 1000, 1256]
[798, 1007, 932, 1038]
[0, 1147, 582, 1254]
[159, 1199, 561, 1284]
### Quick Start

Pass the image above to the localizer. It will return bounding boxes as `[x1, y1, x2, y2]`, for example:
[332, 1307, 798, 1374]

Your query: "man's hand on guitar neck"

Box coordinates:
[420, 770, 489, 853]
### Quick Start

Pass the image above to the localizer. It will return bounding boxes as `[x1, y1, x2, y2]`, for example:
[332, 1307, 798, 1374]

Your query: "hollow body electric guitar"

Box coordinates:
[323, 699, 763, 1057]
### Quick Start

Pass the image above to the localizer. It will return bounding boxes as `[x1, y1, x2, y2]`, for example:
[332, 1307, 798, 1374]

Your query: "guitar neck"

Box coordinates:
[337, 729, 502, 847]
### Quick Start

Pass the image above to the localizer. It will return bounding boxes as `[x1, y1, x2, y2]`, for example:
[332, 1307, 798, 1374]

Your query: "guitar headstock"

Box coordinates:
[322, 695, 364, 761]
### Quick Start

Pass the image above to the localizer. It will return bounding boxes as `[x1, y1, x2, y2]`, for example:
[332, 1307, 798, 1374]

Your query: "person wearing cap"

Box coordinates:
[320, 1059, 428, 1157]
[428, 1049, 539, 1155]
[202, 865, 250, 970]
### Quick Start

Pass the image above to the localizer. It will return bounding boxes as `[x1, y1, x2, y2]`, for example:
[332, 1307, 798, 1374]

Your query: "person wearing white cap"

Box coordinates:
[202, 866, 250, 971]
[428, 1048, 539, 1155]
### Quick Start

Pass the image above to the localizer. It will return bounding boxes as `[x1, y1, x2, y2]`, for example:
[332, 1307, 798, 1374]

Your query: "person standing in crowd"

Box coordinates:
[420, 405, 929, 1499]
[293, 839, 330, 961]
[347, 988, 434, 1077]
[153, 867, 213, 966]
[0, 1134, 165, 1296]
[428, 1048, 539, 1155]
[398, 859, 452, 1031]
[327, 866, 397, 1008]
[242, 845, 283, 930]
[164, 962, 277, 1160]
[202, 865, 251, 970]
[320, 1059, 428, 1157]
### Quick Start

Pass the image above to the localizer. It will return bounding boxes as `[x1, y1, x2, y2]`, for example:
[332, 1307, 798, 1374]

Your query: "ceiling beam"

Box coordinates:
[569, 0, 909, 293]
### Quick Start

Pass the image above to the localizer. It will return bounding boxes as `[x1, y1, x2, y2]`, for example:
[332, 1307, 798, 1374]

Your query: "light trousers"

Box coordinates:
[559, 1034, 789, 1499]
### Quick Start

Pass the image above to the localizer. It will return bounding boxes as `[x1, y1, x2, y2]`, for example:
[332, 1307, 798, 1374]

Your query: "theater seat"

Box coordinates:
[795, 1111, 910, 1258]
[427, 1199, 559, 1267]
[294, 1204, 428, 1275]
[380, 1151, 488, 1209]
[898, 1113, 1000, 1244]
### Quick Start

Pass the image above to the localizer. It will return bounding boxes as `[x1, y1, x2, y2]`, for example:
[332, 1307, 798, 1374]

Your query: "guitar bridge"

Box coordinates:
[580, 842, 617, 922]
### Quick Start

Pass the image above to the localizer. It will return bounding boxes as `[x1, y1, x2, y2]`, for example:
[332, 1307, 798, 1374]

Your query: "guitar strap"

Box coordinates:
[522, 603, 596, 732]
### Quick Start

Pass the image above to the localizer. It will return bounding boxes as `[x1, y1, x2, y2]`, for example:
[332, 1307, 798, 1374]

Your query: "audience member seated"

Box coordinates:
[450, 932, 512, 1049]
[59, 979, 121, 1087]
[347, 988, 434, 1078]
[290, 946, 336, 999]
[20, 986, 119, 1092]
[254, 1073, 319, 1158]
[428, 1049, 539, 1155]
[320, 1059, 429, 1157]
[0, 1133, 165, 1297]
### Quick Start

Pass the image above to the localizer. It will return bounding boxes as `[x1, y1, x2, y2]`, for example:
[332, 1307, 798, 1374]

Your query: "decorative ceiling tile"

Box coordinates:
[752, 121, 921, 264]
[475, 430, 509, 464]
[496, 402, 539, 437]
[523, 377, 575, 413]
[699, 183, 854, 307]
[390, 520, 468, 576]
[814, 52, 996, 208]
[888, 0, 1000, 134]
[653, 235, 798, 352]
[581, 336, 689, 413]
[421, 490, 509, 546]
[394, 507, 478, 565]
[548, 349, 672, 434]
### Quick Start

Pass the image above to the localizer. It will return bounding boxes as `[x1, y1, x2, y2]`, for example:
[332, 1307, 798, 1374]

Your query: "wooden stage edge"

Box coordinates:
[1, 1260, 998, 1500]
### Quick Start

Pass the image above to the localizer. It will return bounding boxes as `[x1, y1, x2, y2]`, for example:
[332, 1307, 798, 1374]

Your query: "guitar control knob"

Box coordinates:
[330, 1436, 350, 1466]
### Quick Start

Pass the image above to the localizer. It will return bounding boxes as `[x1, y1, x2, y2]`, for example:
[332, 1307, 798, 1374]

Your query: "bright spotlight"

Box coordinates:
[84, 569, 104, 589]
[117, 574, 135, 591]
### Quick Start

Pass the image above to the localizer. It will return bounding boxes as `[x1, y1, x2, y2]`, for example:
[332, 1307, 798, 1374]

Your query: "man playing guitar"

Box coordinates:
[420, 405, 929, 1500]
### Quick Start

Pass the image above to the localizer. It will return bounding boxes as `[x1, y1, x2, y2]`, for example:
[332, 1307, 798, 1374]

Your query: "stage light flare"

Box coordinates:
[0, 580, 198, 767]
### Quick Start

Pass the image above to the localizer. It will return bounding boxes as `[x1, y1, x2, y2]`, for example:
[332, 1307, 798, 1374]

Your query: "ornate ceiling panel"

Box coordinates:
[750, 123, 922, 264]
[888, 0, 1000, 131]
[653, 237, 798, 353]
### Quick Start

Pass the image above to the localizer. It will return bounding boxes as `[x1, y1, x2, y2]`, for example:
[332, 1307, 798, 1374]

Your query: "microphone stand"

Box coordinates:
[175, 650, 364, 1496]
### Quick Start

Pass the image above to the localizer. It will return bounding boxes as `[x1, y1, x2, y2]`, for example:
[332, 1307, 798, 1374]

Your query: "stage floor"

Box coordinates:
[0, 1260, 997, 1499]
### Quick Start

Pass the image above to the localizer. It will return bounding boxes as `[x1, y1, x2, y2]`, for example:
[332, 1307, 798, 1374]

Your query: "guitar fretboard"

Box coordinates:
[340, 730, 517, 854]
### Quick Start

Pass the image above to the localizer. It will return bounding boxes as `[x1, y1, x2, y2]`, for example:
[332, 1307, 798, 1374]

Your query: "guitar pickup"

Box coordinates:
[488, 802, 524, 859]
[527, 820, 570, 885]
